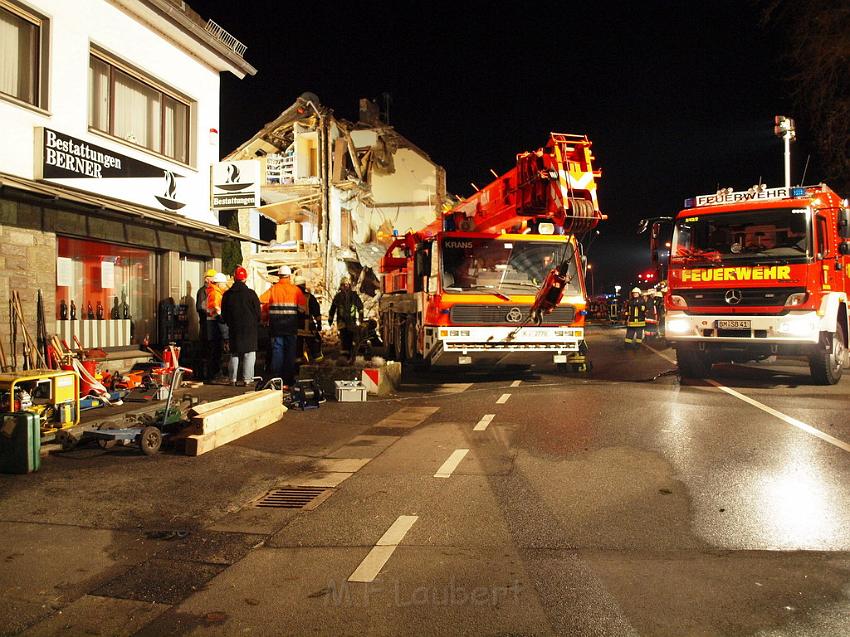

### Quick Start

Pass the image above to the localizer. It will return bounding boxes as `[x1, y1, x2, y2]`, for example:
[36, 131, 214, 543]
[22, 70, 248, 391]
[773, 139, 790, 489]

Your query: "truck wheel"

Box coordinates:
[404, 318, 418, 360]
[809, 325, 845, 385]
[677, 347, 712, 379]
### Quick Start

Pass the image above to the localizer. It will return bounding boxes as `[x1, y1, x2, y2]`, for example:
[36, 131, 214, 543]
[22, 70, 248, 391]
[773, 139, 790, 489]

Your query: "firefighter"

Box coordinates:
[328, 277, 363, 359]
[259, 265, 307, 385]
[195, 268, 216, 343]
[624, 287, 647, 349]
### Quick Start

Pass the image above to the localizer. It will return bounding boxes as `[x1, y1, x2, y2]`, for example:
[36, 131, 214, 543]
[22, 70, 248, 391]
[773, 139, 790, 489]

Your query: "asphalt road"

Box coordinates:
[1, 326, 849, 636]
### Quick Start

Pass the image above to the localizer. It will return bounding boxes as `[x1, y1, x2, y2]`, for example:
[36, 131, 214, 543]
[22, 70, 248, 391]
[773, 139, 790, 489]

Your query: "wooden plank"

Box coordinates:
[184, 404, 285, 456]
[189, 390, 272, 418]
[193, 391, 283, 434]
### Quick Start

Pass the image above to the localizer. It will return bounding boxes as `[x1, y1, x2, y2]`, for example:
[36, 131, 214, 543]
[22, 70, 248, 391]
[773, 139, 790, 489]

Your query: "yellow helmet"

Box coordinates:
[205, 268, 217, 278]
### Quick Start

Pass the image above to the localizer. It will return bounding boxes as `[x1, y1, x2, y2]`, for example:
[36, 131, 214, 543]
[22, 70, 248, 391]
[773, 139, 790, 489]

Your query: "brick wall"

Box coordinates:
[0, 223, 57, 368]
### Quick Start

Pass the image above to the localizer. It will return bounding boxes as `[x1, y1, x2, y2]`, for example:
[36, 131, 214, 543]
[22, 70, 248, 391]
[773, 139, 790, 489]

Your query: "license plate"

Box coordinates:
[716, 320, 751, 330]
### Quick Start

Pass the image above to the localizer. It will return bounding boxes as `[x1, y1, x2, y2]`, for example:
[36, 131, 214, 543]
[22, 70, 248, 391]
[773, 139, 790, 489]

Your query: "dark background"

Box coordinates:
[189, 0, 815, 292]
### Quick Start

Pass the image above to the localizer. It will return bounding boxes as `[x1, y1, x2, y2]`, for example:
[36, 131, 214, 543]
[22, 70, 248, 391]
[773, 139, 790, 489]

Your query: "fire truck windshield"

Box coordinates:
[440, 237, 580, 294]
[672, 207, 811, 265]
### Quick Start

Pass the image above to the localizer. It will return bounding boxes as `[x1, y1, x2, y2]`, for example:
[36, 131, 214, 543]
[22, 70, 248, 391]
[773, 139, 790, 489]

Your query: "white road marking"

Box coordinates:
[375, 406, 440, 429]
[496, 393, 511, 404]
[706, 380, 850, 453]
[644, 343, 850, 454]
[348, 515, 418, 583]
[510, 380, 522, 387]
[434, 449, 469, 478]
[474, 414, 495, 431]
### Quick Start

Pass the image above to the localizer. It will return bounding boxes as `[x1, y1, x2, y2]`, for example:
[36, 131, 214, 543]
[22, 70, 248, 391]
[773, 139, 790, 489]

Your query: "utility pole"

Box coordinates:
[773, 115, 796, 188]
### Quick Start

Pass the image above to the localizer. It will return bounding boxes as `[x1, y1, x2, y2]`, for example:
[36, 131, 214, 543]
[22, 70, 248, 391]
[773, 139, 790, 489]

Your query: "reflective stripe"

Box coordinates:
[269, 309, 298, 315]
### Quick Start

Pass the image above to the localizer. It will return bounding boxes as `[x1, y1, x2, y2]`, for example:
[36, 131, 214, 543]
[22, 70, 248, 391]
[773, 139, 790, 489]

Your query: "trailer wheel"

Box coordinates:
[139, 426, 162, 456]
[809, 325, 845, 385]
[677, 347, 712, 379]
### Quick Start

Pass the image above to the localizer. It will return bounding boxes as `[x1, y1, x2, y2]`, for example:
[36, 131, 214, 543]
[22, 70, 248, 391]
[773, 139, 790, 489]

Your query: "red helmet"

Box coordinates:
[234, 266, 248, 281]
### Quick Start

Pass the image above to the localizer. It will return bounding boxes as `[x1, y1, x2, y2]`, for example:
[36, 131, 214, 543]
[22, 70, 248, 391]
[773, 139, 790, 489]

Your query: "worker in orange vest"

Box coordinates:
[259, 266, 306, 385]
[205, 272, 230, 381]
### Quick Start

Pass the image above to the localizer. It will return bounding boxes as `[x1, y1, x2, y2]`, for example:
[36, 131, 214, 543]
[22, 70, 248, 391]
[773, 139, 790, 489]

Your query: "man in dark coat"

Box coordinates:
[328, 277, 363, 359]
[294, 275, 323, 363]
[221, 265, 261, 386]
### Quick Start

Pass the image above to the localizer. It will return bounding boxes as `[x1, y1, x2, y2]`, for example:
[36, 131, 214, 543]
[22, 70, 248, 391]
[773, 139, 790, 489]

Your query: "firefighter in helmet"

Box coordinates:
[624, 287, 647, 348]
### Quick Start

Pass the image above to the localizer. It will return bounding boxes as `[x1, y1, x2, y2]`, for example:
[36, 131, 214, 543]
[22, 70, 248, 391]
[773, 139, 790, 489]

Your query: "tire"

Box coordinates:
[404, 317, 418, 360]
[677, 347, 712, 379]
[809, 325, 846, 385]
[139, 426, 162, 456]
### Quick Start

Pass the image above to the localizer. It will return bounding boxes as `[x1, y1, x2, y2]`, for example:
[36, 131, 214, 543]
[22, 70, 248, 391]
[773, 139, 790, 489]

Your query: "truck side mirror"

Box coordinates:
[414, 248, 431, 278]
[649, 222, 661, 265]
[839, 208, 850, 239]
[839, 242, 850, 256]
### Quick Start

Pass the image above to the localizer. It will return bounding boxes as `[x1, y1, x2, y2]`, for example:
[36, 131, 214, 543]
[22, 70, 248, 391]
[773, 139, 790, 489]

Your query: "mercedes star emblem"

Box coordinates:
[506, 307, 524, 323]
[725, 289, 743, 305]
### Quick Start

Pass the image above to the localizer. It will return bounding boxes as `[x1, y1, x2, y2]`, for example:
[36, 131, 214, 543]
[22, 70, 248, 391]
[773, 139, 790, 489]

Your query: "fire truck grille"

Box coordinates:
[678, 287, 805, 307]
[450, 305, 576, 325]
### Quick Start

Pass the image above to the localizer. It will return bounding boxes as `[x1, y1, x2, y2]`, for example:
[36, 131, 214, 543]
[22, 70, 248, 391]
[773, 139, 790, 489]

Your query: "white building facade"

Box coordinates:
[0, 0, 256, 355]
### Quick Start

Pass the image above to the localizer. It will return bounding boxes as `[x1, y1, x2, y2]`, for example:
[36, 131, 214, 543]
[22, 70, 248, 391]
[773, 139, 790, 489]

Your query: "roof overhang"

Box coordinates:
[111, 0, 257, 78]
[0, 172, 267, 245]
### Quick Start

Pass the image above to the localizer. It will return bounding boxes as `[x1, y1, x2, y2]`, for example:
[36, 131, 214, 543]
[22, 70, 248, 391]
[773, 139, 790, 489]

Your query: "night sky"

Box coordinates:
[189, 0, 814, 291]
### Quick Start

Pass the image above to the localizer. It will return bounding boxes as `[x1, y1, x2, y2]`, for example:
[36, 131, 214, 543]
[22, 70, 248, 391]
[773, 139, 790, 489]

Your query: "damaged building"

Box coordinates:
[222, 93, 446, 316]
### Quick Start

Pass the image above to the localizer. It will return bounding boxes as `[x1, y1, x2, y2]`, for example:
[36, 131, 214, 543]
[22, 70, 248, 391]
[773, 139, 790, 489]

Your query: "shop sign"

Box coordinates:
[211, 160, 260, 209]
[34, 127, 186, 211]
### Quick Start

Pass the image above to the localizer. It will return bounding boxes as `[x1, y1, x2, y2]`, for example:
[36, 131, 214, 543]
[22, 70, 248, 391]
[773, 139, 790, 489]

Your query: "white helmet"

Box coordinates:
[278, 265, 292, 277]
[293, 275, 306, 286]
[631, 287, 641, 294]
[212, 272, 227, 284]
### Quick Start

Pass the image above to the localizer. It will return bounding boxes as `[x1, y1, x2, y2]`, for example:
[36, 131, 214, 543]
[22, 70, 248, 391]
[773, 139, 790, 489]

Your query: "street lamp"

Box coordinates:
[586, 263, 595, 297]
[774, 115, 796, 188]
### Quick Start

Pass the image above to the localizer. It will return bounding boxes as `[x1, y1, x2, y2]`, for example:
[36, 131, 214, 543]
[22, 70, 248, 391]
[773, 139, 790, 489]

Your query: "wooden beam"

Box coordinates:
[184, 404, 285, 456]
[192, 390, 283, 434]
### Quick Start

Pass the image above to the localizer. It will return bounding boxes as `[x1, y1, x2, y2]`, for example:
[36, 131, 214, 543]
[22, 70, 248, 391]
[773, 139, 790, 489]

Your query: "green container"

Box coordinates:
[0, 412, 41, 474]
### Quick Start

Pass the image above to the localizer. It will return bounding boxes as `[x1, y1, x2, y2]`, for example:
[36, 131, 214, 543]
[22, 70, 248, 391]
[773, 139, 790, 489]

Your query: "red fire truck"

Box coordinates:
[379, 133, 604, 370]
[656, 184, 850, 384]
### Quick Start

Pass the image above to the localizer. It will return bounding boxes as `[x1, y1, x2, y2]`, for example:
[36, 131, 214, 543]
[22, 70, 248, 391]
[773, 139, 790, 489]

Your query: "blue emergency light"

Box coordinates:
[683, 197, 696, 209]
[791, 187, 806, 197]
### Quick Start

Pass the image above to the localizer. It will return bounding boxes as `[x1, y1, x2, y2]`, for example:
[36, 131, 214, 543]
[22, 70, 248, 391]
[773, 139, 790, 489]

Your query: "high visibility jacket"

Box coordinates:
[260, 279, 306, 336]
[207, 284, 223, 320]
[626, 299, 647, 327]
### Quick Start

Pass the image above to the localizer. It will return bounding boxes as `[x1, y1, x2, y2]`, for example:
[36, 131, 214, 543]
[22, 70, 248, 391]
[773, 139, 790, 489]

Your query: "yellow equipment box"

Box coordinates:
[0, 369, 80, 439]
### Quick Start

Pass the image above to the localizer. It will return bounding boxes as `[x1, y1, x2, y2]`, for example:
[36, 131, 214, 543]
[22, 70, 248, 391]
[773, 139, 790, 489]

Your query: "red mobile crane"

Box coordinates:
[378, 133, 605, 370]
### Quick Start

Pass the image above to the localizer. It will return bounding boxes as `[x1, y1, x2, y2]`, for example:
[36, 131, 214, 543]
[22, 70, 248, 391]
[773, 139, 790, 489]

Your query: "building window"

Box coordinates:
[0, 1, 47, 108]
[88, 51, 191, 164]
[57, 237, 157, 346]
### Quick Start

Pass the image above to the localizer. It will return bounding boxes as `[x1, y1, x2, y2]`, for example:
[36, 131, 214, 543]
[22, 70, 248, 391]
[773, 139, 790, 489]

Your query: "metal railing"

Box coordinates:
[205, 19, 247, 57]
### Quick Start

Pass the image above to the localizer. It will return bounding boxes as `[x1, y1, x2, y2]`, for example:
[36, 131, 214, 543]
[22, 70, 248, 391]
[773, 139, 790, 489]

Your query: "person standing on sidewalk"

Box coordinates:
[221, 265, 261, 386]
[259, 265, 306, 385]
[195, 268, 216, 343]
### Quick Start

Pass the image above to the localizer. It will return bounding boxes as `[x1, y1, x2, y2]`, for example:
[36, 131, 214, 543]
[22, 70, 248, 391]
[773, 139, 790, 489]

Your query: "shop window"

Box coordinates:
[0, 0, 48, 109]
[56, 237, 156, 346]
[88, 50, 192, 164]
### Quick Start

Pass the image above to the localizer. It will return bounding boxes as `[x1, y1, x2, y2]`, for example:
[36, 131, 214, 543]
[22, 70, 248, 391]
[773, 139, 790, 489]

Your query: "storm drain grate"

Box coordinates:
[254, 487, 330, 509]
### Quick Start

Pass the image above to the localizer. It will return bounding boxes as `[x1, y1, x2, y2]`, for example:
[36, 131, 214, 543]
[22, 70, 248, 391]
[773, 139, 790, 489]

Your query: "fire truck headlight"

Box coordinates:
[667, 318, 692, 334]
[669, 295, 688, 308]
[779, 316, 818, 337]
[784, 292, 808, 307]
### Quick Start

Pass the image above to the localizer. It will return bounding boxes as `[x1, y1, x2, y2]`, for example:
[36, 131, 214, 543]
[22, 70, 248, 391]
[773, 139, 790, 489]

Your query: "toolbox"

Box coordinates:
[334, 380, 368, 402]
[0, 412, 41, 474]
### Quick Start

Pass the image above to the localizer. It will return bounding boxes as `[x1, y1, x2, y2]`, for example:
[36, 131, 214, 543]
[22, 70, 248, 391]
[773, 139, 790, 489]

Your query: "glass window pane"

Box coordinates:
[163, 95, 188, 163]
[88, 56, 110, 131]
[57, 237, 157, 346]
[0, 7, 38, 104]
[113, 69, 161, 152]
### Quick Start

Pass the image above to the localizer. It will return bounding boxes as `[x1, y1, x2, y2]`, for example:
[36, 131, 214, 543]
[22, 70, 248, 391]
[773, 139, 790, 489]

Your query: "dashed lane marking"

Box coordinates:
[496, 393, 511, 404]
[348, 515, 418, 583]
[510, 380, 522, 387]
[644, 343, 850, 454]
[434, 449, 470, 478]
[473, 414, 495, 432]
